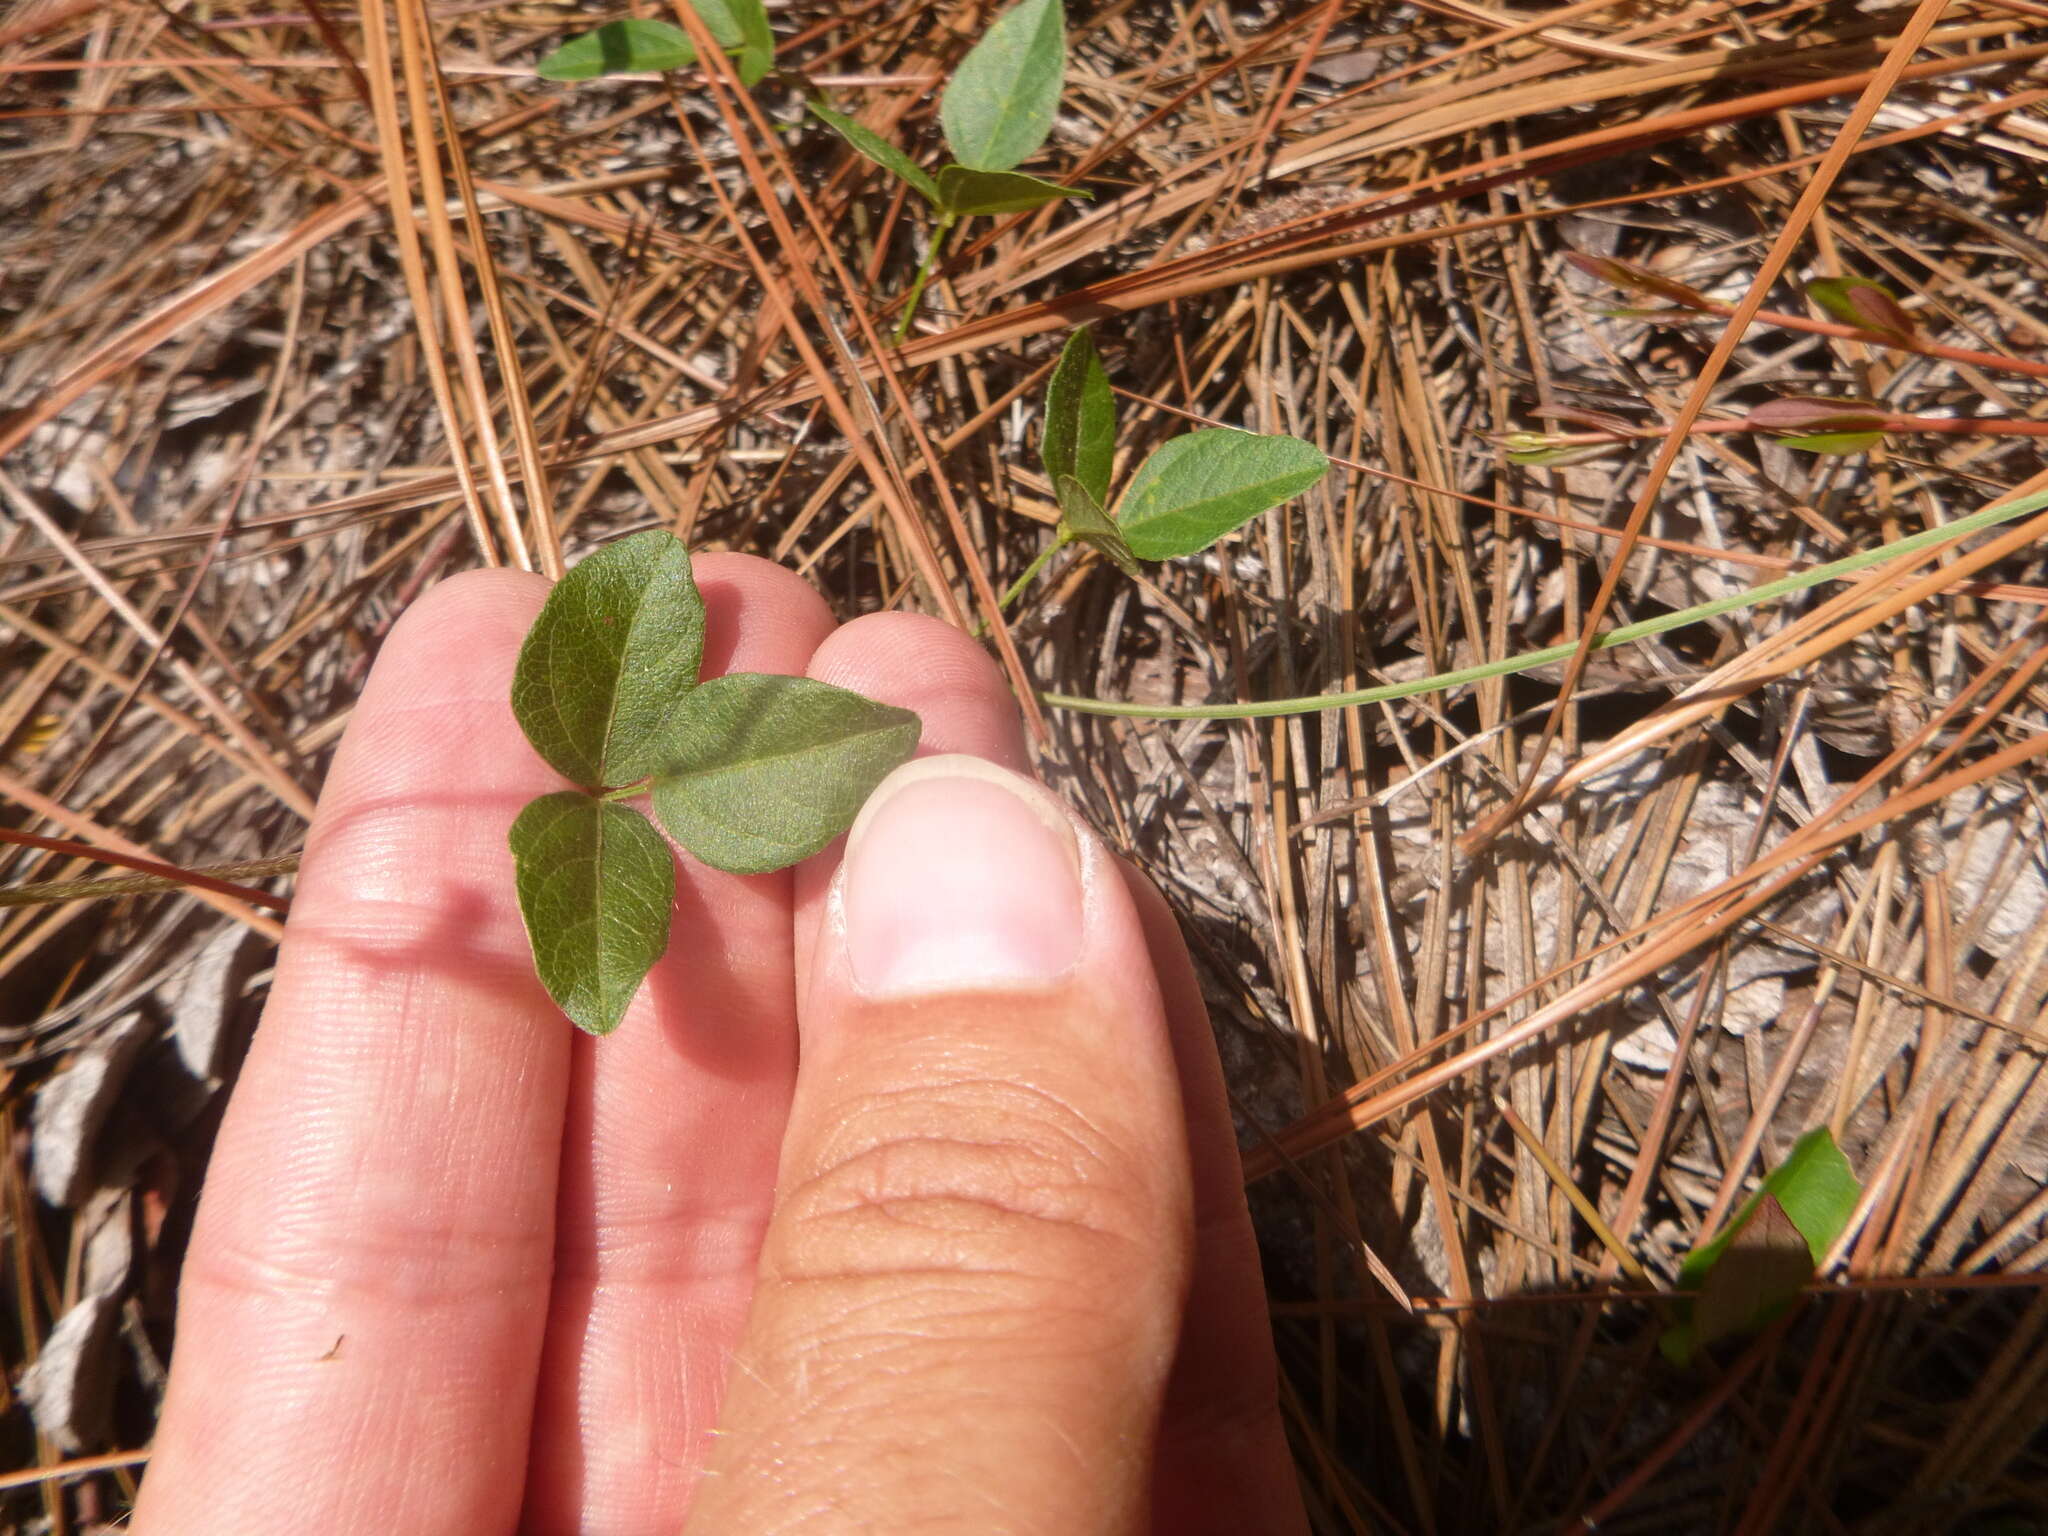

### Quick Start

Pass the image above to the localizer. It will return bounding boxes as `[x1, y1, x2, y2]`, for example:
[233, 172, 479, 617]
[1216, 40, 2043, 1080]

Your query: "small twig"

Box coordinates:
[0, 845, 298, 912]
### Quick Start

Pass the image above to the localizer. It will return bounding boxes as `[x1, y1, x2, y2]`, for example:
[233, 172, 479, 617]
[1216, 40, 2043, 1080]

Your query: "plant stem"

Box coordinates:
[972, 534, 1071, 639]
[1686, 301, 2048, 383]
[1040, 485, 2048, 720]
[1517, 415, 2048, 452]
[894, 213, 956, 344]
[999, 535, 1068, 612]
[599, 780, 652, 802]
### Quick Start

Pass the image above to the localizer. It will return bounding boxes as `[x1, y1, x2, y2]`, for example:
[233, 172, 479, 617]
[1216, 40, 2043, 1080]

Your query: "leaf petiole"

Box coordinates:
[599, 779, 652, 803]
[894, 213, 956, 343]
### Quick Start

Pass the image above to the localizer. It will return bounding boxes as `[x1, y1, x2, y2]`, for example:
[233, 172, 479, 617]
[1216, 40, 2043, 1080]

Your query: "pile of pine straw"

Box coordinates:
[5, 0, 2048, 1529]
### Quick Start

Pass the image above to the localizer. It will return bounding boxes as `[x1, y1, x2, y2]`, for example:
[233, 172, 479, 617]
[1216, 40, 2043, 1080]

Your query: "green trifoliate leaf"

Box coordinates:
[1054, 474, 1138, 577]
[934, 164, 1085, 216]
[1042, 326, 1116, 506]
[652, 674, 921, 874]
[512, 530, 706, 789]
[510, 792, 675, 1037]
[1114, 429, 1329, 561]
[939, 0, 1065, 172]
[809, 102, 940, 206]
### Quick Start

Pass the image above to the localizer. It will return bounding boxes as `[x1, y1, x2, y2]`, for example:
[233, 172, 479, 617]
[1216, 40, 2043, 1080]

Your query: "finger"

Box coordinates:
[689, 756, 1194, 1536]
[522, 554, 836, 1533]
[1120, 868, 1307, 1535]
[135, 569, 567, 1535]
[793, 610, 1029, 995]
[798, 616, 1300, 1530]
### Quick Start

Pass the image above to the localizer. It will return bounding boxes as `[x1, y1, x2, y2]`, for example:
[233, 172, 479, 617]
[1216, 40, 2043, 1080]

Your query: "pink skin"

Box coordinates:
[132, 556, 1304, 1535]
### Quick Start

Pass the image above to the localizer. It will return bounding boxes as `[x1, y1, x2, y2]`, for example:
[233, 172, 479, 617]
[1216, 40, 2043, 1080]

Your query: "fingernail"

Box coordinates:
[841, 755, 1084, 996]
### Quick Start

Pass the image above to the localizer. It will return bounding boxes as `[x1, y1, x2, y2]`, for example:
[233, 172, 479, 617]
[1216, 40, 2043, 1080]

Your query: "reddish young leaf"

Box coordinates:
[1536, 403, 1638, 434]
[1806, 276, 1916, 339]
[1563, 250, 1711, 310]
[1745, 396, 1890, 433]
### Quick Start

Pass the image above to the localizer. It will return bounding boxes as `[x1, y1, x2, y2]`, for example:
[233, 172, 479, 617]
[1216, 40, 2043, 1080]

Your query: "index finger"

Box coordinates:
[135, 569, 569, 1535]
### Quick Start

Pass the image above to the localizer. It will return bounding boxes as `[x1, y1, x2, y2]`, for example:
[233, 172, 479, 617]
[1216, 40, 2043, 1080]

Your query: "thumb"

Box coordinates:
[687, 755, 1196, 1536]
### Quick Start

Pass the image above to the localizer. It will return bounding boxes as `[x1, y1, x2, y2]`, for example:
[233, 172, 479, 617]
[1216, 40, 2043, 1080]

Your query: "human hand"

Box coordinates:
[131, 557, 1305, 1535]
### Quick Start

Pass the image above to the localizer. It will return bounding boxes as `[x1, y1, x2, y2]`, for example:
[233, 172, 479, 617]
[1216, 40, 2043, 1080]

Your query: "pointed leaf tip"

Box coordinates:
[537, 18, 697, 79]
[935, 164, 1086, 216]
[535, 2, 772, 84]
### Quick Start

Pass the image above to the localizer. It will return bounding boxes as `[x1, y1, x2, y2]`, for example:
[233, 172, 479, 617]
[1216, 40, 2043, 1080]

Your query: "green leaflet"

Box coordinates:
[535, 0, 773, 85]
[1775, 430, 1886, 456]
[939, 0, 1065, 172]
[1041, 326, 1116, 507]
[810, 102, 941, 205]
[1054, 474, 1138, 577]
[538, 18, 696, 79]
[1660, 1127, 1862, 1364]
[511, 529, 706, 788]
[509, 792, 675, 1036]
[1115, 428, 1329, 561]
[707, 0, 776, 86]
[652, 674, 920, 874]
[935, 164, 1084, 216]
[1677, 1128, 1860, 1287]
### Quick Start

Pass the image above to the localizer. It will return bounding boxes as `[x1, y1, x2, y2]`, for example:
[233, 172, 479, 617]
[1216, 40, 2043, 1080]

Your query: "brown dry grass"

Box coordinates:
[4, 0, 2048, 1530]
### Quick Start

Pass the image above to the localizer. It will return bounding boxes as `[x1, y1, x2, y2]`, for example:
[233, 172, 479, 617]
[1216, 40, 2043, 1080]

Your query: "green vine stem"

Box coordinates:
[970, 532, 1074, 640]
[1040, 487, 2048, 720]
[998, 533, 1070, 612]
[894, 212, 957, 344]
